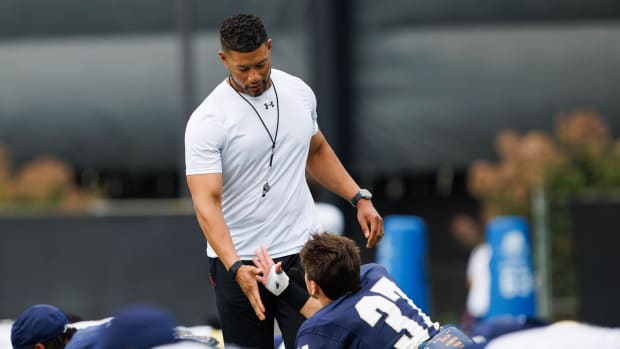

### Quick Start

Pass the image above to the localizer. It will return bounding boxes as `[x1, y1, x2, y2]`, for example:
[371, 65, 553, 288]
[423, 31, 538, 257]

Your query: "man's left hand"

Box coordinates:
[356, 199, 384, 248]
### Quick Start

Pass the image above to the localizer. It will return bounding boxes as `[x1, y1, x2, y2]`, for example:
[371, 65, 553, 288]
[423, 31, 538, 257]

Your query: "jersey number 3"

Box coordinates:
[355, 277, 432, 349]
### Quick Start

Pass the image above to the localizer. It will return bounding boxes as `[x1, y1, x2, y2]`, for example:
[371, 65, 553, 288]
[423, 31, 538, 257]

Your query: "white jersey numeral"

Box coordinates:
[354, 277, 436, 349]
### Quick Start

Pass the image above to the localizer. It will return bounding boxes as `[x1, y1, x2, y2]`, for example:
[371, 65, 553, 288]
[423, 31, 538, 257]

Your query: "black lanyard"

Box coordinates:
[229, 76, 280, 197]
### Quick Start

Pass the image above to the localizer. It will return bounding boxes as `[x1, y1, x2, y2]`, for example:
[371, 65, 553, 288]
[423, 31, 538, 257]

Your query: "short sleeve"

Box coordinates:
[310, 89, 319, 135]
[184, 109, 226, 175]
[309, 85, 319, 135]
[292, 73, 319, 136]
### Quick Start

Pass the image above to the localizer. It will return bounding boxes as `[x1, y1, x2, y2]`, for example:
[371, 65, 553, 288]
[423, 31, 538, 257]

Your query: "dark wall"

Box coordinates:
[3, 0, 620, 39]
[0, 0, 306, 38]
[358, 0, 620, 28]
[571, 199, 620, 327]
[0, 214, 216, 325]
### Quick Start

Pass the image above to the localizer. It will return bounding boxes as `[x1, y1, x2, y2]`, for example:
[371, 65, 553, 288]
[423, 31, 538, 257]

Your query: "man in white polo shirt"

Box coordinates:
[184, 13, 384, 349]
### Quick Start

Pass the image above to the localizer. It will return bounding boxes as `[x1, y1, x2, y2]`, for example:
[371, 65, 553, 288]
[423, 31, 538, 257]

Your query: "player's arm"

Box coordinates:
[187, 173, 266, 320]
[306, 130, 384, 248]
[253, 246, 321, 318]
[296, 332, 342, 349]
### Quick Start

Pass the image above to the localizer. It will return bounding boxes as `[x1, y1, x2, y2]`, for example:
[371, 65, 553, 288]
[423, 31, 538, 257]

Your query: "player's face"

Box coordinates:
[220, 39, 272, 97]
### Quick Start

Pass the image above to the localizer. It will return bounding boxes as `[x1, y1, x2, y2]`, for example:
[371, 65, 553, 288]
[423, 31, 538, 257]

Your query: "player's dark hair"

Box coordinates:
[40, 327, 77, 349]
[300, 233, 361, 300]
[219, 14, 268, 53]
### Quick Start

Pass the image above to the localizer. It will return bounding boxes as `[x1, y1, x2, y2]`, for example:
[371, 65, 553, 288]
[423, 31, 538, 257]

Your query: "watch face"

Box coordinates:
[360, 189, 372, 199]
[351, 189, 373, 207]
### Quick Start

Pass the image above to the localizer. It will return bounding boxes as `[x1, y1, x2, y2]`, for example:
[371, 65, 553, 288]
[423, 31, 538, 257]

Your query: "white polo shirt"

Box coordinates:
[185, 69, 322, 259]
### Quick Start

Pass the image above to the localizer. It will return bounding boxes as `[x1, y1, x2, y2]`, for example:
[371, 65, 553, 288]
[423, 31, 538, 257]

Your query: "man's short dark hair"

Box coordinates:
[219, 14, 268, 53]
[300, 233, 361, 300]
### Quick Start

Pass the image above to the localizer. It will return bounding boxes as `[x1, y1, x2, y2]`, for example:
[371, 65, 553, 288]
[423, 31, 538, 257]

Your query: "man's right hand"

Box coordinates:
[253, 245, 322, 319]
[234, 264, 266, 320]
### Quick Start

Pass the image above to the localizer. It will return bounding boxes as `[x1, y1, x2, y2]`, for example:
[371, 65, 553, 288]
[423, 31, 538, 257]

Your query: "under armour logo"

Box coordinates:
[264, 101, 275, 110]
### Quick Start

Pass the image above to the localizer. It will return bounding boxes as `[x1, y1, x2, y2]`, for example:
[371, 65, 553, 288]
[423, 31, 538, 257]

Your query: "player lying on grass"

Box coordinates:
[253, 232, 474, 349]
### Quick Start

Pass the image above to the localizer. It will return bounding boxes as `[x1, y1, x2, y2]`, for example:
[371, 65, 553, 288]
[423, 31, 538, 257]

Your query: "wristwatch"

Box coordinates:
[350, 189, 372, 207]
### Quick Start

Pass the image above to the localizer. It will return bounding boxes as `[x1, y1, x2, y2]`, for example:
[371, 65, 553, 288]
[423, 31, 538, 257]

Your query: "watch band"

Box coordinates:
[228, 260, 243, 280]
[350, 189, 372, 207]
[350, 192, 364, 207]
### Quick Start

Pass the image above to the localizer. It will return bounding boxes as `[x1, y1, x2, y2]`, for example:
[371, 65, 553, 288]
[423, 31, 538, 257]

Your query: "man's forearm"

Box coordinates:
[306, 140, 359, 202]
[195, 203, 239, 269]
[271, 278, 320, 318]
[260, 263, 321, 318]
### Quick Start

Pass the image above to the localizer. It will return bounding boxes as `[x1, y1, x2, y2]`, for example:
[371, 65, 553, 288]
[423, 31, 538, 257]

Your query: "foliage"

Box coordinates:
[468, 110, 620, 218]
[0, 144, 99, 213]
[466, 110, 620, 308]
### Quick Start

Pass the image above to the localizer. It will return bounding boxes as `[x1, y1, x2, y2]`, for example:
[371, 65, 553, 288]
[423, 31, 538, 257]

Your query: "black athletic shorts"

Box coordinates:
[208, 253, 307, 349]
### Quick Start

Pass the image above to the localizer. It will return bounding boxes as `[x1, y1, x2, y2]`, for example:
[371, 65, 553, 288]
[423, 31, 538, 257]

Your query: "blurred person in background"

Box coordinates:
[7, 303, 220, 349]
[450, 215, 548, 344]
[314, 201, 345, 235]
[253, 233, 475, 349]
[464, 320, 620, 349]
[185, 13, 383, 348]
[10, 304, 77, 349]
[97, 304, 181, 349]
[98, 304, 219, 349]
[450, 213, 491, 333]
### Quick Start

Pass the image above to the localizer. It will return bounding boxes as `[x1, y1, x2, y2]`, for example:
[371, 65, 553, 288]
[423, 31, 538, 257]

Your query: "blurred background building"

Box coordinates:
[1, 0, 620, 326]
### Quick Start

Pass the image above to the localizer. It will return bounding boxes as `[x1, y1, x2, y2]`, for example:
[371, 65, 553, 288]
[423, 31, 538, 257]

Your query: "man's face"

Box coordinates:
[219, 39, 272, 97]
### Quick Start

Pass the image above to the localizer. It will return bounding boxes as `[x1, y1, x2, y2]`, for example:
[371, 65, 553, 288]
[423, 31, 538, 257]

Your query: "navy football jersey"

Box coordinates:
[296, 263, 440, 349]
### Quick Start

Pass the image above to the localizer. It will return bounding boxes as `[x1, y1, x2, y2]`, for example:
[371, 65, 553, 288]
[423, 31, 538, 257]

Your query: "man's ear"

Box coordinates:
[309, 280, 320, 299]
[218, 50, 229, 68]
